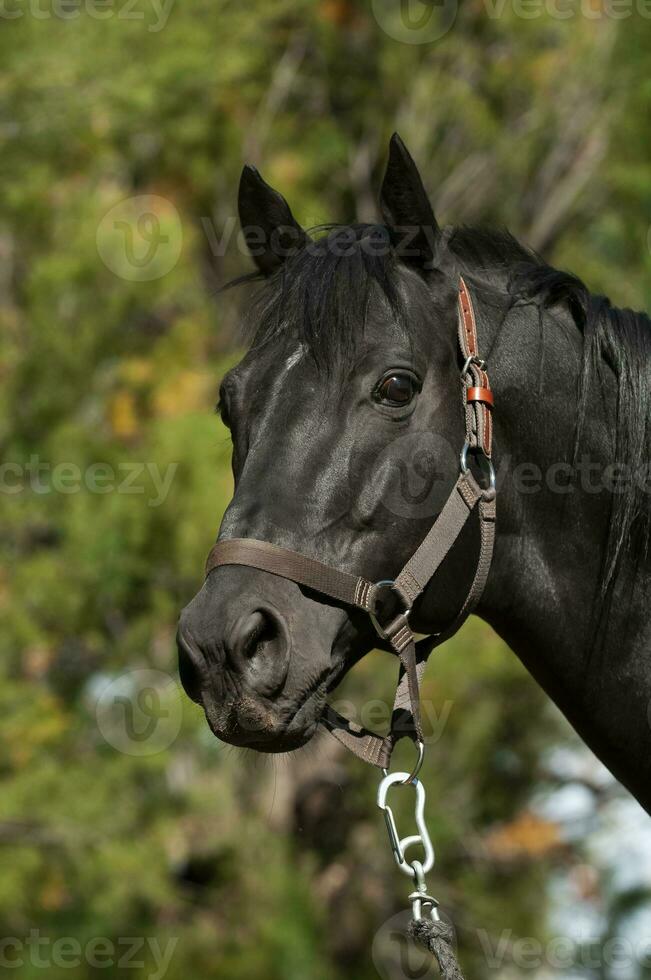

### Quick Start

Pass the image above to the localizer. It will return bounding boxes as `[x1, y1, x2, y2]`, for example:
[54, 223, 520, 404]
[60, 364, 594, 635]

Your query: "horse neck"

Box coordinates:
[475, 289, 651, 810]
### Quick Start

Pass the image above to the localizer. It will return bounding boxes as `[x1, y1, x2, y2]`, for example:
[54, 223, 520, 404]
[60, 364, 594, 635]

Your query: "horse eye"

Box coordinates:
[375, 372, 419, 407]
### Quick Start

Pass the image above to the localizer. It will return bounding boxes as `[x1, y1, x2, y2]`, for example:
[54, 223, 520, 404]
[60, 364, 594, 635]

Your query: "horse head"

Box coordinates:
[177, 135, 481, 752]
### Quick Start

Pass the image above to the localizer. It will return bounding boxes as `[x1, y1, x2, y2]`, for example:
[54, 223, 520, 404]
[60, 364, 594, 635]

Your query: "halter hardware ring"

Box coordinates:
[369, 579, 412, 641]
[460, 441, 496, 493]
[461, 354, 486, 377]
[381, 739, 425, 785]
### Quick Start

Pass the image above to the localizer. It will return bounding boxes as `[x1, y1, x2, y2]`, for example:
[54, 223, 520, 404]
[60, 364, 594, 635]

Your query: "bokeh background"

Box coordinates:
[2, 2, 651, 978]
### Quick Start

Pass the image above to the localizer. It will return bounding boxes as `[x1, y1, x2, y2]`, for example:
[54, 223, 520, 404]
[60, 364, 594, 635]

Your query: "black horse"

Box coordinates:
[178, 134, 651, 813]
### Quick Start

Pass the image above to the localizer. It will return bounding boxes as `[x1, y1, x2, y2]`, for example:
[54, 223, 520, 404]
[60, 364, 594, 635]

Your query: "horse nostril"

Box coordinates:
[234, 611, 273, 660]
[176, 626, 205, 705]
[227, 606, 290, 696]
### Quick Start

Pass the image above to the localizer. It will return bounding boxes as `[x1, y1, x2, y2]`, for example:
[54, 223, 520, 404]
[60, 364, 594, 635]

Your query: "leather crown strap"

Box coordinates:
[205, 277, 496, 771]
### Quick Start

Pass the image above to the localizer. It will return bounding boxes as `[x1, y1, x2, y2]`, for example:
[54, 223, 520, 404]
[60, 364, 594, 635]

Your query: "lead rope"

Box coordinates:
[410, 919, 465, 980]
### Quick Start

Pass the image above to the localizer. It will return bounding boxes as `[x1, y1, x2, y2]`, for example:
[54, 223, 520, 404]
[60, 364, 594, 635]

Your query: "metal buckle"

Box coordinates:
[369, 579, 412, 641]
[377, 771, 435, 876]
[460, 441, 496, 493]
[460, 354, 487, 377]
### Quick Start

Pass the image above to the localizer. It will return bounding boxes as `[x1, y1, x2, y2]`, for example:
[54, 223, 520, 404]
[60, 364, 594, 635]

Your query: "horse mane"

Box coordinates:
[228, 221, 651, 600]
[448, 225, 651, 599]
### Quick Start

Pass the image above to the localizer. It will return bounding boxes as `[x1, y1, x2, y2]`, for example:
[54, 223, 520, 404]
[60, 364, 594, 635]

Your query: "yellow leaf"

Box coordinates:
[108, 391, 139, 439]
[484, 811, 562, 861]
[120, 357, 153, 385]
[39, 871, 71, 911]
[151, 370, 213, 418]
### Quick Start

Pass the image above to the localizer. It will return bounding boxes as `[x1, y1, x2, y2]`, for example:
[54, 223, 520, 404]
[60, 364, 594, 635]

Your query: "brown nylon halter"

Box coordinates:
[205, 277, 496, 772]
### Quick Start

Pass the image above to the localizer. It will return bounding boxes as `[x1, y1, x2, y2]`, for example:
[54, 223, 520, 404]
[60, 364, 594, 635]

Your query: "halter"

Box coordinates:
[204, 276, 496, 779]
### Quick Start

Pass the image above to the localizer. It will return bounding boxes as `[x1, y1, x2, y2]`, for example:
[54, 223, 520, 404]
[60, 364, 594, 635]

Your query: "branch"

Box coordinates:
[243, 31, 309, 165]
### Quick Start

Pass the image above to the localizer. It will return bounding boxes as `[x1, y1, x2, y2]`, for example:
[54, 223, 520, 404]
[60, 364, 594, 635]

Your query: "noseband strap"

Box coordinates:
[204, 277, 496, 770]
[206, 537, 378, 611]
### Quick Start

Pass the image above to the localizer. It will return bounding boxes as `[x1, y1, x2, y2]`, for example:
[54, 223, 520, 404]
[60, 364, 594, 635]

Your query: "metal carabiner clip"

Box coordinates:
[377, 771, 435, 877]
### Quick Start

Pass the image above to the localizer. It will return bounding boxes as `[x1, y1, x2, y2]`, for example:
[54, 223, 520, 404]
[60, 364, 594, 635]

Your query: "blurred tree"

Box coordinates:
[0, 3, 650, 978]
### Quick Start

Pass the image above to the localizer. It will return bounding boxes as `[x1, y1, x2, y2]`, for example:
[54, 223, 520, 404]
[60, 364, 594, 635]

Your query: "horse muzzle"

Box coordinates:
[176, 567, 335, 751]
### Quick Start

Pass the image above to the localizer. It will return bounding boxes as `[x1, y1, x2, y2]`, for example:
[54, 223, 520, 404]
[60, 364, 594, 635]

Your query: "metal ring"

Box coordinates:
[460, 442, 496, 492]
[381, 739, 425, 785]
[369, 579, 411, 641]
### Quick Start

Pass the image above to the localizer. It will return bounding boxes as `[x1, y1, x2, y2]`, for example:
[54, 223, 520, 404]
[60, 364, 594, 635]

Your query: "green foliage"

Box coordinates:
[1, 3, 650, 978]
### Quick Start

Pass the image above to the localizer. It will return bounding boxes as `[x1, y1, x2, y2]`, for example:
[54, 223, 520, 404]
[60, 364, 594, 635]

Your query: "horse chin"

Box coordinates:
[200, 685, 327, 753]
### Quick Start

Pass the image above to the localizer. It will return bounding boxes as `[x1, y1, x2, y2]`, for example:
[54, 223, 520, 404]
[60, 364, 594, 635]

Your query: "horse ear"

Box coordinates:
[238, 165, 307, 276]
[380, 133, 442, 268]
